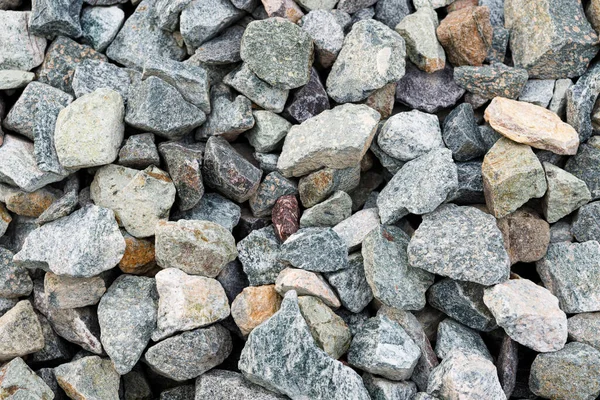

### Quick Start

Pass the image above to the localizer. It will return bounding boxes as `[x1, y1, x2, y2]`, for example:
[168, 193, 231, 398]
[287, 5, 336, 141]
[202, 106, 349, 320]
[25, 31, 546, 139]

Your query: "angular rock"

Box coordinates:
[0, 70, 34, 90]
[195, 369, 287, 399]
[519, 79, 556, 107]
[44, 272, 105, 309]
[71, 59, 130, 100]
[4, 188, 59, 218]
[80, 5, 125, 52]
[395, 7, 445, 73]
[249, 172, 297, 218]
[152, 0, 193, 31]
[298, 166, 360, 208]
[565, 137, 600, 200]
[158, 141, 204, 211]
[237, 226, 286, 286]
[365, 82, 396, 118]
[275, 267, 341, 308]
[374, 0, 413, 29]
[55, 356, 120, 400]
[271, 194, 300, 242]
[483, 278, 567, 352]
[0, 300, 44, 360]
[0, 10, 46, 71]
[435, 318, 492, 360]
[550, 78, 573, 117]
[448, 161, 485, 204]
[300, 191, 352, 228]
[160, 385, 194, 400]
[0, 357, 54, 399]
[195, 87, 253, 142]
[543, 162, 591, 223]
[296, 0, 337, 10]
[332, 208, 380, 251]
[300, 10, 344, 68]
[192, 25, 244, 65]
[324, 252, 373, 313]
[245, 111, 291, 153]
[174, 192, 241, 232]
[565, 62, 600, 143]
[568, 312, 600, 351]
[223, 64, 289, 113]
[337, 0, 376, 13]
[454, 63, 528, 100]
[118, 233, 156, 275]
[118, 133, 160, 169]
[443, 103, 486, 161]
[279, 228, 348, 272]
[231, 285, 281, 336]
[497, 208, 550, 264]
[284, 68, 330, 123]
[30, 312, 71, 365]
[29, 0, 83, 39]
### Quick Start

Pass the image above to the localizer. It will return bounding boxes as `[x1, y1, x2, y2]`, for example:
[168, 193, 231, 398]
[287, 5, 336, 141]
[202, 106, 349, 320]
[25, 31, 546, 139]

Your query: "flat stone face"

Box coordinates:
[231, 285, 281, 336]
[543, 162, 591, 223]
[29, 0, 83, 39]
[566, 139, 600, 200]
[275, 267, 340, 308]
[300, 191, 352, 228]
[223, 64, 289, 114]
[241, 17, 313, 90]
[277, 104, 380, 178]
[237, 226, 285, 286]
[497, 208, 550, 265]
[174, 192, 241, 232]
[44, 272, 105, 309]
[324, 252, 373, 313]
[0, 357, 54, 400]
[158, 141, 204, 211]
[196, 89, 254, 142]
[195, 369, 287, 400]
[278, 227, 349, 273]
[118, 132, 160, 169]
[327, 19, 406, 103]
[454, 64, 529, 99]
[529, 342, 600, 400]
[0, 247, 32, 299]
[0, 11, 46, 71]
[435, 318, 492, 361]
[483, 278, 568, 352]
[55, 356, 120, 400]
[363, 374, 417, 400]
[80, 5, 125, 52]
[505, 0, 599, 79]
[0, 70, 34, 90]
[0, 300, 44, 360]
[395, 7, 445, 73]
[408, 204, 510, 285]
[245, 111, 291, 153]
[519, 79, 556, 107]
[72, 59, 130, 101]
[300, 10, 344, 68]
[442, 103, 486, 161]
[192, 25, 244, 65]
[14, 205, 125, 278]
[568, 313, 600, 351]
[238, 291, 371, 400]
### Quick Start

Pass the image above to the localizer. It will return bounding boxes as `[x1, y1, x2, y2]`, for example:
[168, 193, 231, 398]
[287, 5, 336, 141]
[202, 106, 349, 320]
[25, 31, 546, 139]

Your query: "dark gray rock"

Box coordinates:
[173, 192, 241, 232]
[497, 333, 518, 399]
[324, 252, 373, 313]
[374, 0, 413, 29]
[72, 58, 131, 100]
[160, 385, 195, 400]
[30, 312, 71, 365]
[54, 356, 120, 400]
[223, 63, 289, 113]
[566, 62, 600, 143]
[565, 137, 600, 200]
[80, 5, 124, 52]
[196, 369, 286, 399]
[434, 318, 492, 361]
[480, 124, 505, 151]
[36, 368, 66, 400]
[362, 373, 417, 400]
[0, 357, 54, 399]
[193, 24, 244, 64]
[337, 0, 376, 13]
[118, 133, 160, 169]
[519, 79, 556, 107]
[0, 246, 32, 298]
[237, 226, 286, 286]
[249, 172, 297, 217]
[447, 161, 485, 205]
[279, 227, 348, 272]
[254, 152, 280, 173]
[549, 78, 573, 117]
[442, 103, 486, 161]
[216, 260, 249, 304]
[486, 26, 509, 63]
[283, 68, 330, 123]
[159, 141, 205, 211]
[29, 0, 83, 39]
[408, 204, 510, 286]
[573, 201, 600, 242]
[0, 298, 18, 318]
[122, 367, 153, 400]
[453, 63, 529, 100]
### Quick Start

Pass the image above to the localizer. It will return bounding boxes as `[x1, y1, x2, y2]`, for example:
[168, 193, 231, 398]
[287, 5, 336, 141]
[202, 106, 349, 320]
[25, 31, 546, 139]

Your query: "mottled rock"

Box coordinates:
[158, 141, 204, 211]
[362, 374, 417, 400]
[296, 0, 338, 10]
[118, 133, 160, 169]
[29, 0, 83, 38]
[55, 356, 120, 400]
[254, 152, 280, 173]
[333, 208, 380, 251]
[174, 192, 241, 232]
[249, 173, 297, 218]
[5, 188, 59, 218]
[72, 59, 130, 100]
[454, 64, 528, 100]
[80, 5, 125, 52]
[160, 385, 194, 400]
[298, 166, 360, 208]
[568, 312, 600, 351]
[543, 162, 591, 223]
[0, 357, 54, 399]
[284, 68, 330, 123]
[448, 161, 485, 204]
[497, 208, 550, 264]
[0, 10, 46, 71]
[374, 0, 413, 29]
[181, 0, 244, 51]
[300, 191, 352, 228]
[549, 78, 573, 117]
[223, 64, 289, 113]
[395, 7, 445, 73]
[519, 79, 556, 107]
[44, 272, 105, 309]
[275, 267, 340, 308]
[30, 312, 71, 365]
[483, 278, 567, 352]
[0, 205, 10, 237]
[566, 62, 600, 143]
[324, 252, 373, 313]
[245, 111, 291, 153]
[118, 234, 156, 275]
[231, 285, 281, 336]
[443, 103, 486, 161]
[435, 318, 492, 360]
[272, 194, 300, 242]
[300, 10, 344, 68]
[565, 137, 600, 200]
[195, 88, 253, 142]
[0, 70, 34, 90]
[193, 25, 244, 64]
[237, 226, 285, 286]
[152, 0, 193, 31]
[279, 228, 348, 272]
[0, 300, 44, 360]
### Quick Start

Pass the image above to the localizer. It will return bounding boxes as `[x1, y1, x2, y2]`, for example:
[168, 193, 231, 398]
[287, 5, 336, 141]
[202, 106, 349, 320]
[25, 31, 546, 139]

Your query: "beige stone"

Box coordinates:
[275, 267, 341, 308]
[231, 285, 282, 336]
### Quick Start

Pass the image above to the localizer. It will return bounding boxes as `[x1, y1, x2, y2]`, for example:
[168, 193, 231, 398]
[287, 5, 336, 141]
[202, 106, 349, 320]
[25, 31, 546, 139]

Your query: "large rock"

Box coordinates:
[0, 10, 46, 71]
[173, 192, 241, 232]
[14, 205, 125, 278]
[54, 356, 120, 400]
[278, 228, 348, 273]
[44, 272, 105, 309]
[238, 291, 371, 399]
[454, 64, 528, 100]
[324, 252, 373, 313]
[395, 7, 445, 73]
[435, 318, 492, 361]
[71, 59, 130, 100]
[0, 357, 54, 399]
[327, 19, 406, 103]
[0, 300, 44, 360]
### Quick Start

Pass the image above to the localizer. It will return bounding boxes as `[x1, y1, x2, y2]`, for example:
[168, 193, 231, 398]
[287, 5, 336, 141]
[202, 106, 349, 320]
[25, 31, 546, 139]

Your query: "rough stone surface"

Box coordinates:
[231, 285, 281, 336]
[395, 7, 445, 73]
[249, 172, 297, 218]
[237, 226, 286, 286]
[0, 70, 34, 90]
[568, 312, 600, 351]
[362, 374, 417, 400]
[519, 79, 556, 107]
[195, 369, 288, 400]
[284, 68, 330, 123]
[72, 59, 130, 101]
[279, 228, 348, 273]
[275, 267, 340, 309]
[174, 192, 241, 232]
[300, 10, 344, 68]
[324, 252, 373, 313]
[435, 318, 492, 361]
[29, 0, 83, 39]
[80, 5, 125, 52]
[118, 233, 157, 275]
[550, 78, 573, 117]
[193, 25, 244, 65]
[565, 137, 600, 200]
[0, 300, 44, 360]
[158, 141, 205, 211]
[298, 166, 360, 208]
[196, 87, 253, 142]
[300, 191, 352, 228]
[44, 272, 105, 309]
[543, 162, 591, 223]
[54, 356, 121, 400]
[244, 110, 291, 153]
[272, 194, 300, 242]
[0, 10, 46, 71]
[454, 64, 528, 99]
[443, 103, 487, 161]
[118, 133, 160, 169]
[0, 357, 54, 399]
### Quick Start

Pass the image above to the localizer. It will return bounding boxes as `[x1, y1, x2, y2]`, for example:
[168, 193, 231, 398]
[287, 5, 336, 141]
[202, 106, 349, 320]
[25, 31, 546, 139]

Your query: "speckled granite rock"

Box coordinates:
[237, 226, 286, 286]
[54, 356, 120, 400]
[284, 68, 330, 123]
[80, 5, 125, 52]
[395, 7, 445, 73]
[0, 10, 46, 71]
[442, 103, 486, 161]
[279, 227, 348, 272]
[158, 141, 205, 211]
[0, 300, 44, 360]
[324, 252, 373, 313]
[543, 162, 591, 223]
[195, 369, 287, 399]
[434, 318, 492, 361]
[454, 64, 528, 99]
[174, 192, 241, 232]
[0, 357, 54, 399]
[566, 137, 600, 200]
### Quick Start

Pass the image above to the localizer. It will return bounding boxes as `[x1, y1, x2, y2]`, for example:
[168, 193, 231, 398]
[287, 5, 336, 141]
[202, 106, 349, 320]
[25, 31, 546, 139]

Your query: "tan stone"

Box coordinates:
[484, 97, 579, 155]
[587, 0, 600, 34]
[118, 233, 158, 276]
[0, 203, 11, 237]
[497, 208, 550, 265]
[262, 0, 304, 23]
[365, 83, 396, 119]
[275, 267, 341, 308]
[44, 272, 106, 309]
[5, 188, 59, 217]
[231, 285, 282, 336]
[436, 6, 492, 66]
[447, 0, 478, 13]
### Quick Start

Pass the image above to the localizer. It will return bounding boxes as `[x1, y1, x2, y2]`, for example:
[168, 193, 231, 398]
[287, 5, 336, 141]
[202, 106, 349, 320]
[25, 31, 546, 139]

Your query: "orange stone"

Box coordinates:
[231, 285, 282, 336]
[5, 188, 59, 217]
[118, 233, 158, 276]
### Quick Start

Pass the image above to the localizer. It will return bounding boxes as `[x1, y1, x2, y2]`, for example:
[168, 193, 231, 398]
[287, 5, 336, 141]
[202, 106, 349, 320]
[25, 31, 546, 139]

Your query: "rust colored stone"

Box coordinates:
[496, 208, 550, 265]
[5, 188, 59, 217]
[118, 233, 158, 276]
[231, 285, 282, 336]
[272, 194, 299, 242]
[436, 6, 493, 66]
[447, 0, 478, 13]
[365, 83, 397, 119]
[261, 0, 304, 23]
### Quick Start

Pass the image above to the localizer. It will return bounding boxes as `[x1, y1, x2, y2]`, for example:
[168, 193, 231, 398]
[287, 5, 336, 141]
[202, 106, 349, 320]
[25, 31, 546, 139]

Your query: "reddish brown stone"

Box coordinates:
[272, 194, 299, 242]
[496, 208, 550, 264]
[447, 0, 478, 12]
[118, 232, 158, 276]
[5, 188, 59, 217]
[436, 6, 493, 66]
[365, 83, 396, 119]
[261, 0, 304, 23]
[497, 333, 518, 399]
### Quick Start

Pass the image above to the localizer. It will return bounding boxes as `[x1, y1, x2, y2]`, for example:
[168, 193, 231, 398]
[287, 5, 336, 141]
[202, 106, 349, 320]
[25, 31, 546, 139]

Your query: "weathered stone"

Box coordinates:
[30, 312, 71, 365]
[223, 64, 288, 113]
[482, 138, 547, 218]
[332, 208, 380, 251]
[71, 59, 130, 100]
[249, 173, 297, 218]
[374, 0, 413, 29]
[454, 63, 528, 99]
[300, 10, 344, 68]
[231, 285, 281, 336]
[435, 318, 492, 360]
[519, 79, 556, 107]
[195, 369, 287, 399]
[0, 300, 44, 360]
[497, 208, 550, 264]
[29, 0, 83, 39]
[296, 0, 338, 10]
[447, 161, 485, 204]
[239, 291, 371, 400]
[324, 252, 373, 313]
[395, 7, 445, 73]
[377, 148, 458, 224]
[44, 272, 105, 309]
[193, 25, 244, 65]
[174, 192, 241, 232]
[529, 342, 600, 400]
[363, 225, 434, 310]
[565, 137, 600, 200]
[543, 162, 591, 223]
[195, 88, 253, 142]
[300, 191, 352, 228]
[568, 312, 600, 351]
[483, 278, 567, 352]
[237, 226, 286, 286]
[284, 68, 330, 123]
[4, 188, 59, 218]
[153, 268, 230, 341]
[0, 357, 54, 399]
[272, 194, 300, 242]
[327, 20, 405, 103]
[275, 267, 340, 308]
[14, 205, 125, 278]
[245, 111, 291, 154]
[80, 5, 124, 52]
[118, 133, 160, 169]
[158, 141, 204, 211]
[298, 166, 360, 208]
[0, 70, 34, 90]
[0, 11, 46, 71]
[279, 227, 348, 272]
[55, 356, 120, 400]
[254, 152, 280, 173]
[91, 165, 177, 238]
[549, 78, 573, 117]
[443, 103, 487, 161]
[362, 374, 417, 400]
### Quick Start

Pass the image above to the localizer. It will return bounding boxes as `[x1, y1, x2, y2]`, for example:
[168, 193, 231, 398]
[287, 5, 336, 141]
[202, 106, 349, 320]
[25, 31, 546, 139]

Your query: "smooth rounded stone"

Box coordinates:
[203, 136, 262, 203]
[14, 205, 125, 278]
[324, 252, 373, 313]
[483, 278, 567, 352]
[0, 246, 31, 298]
[428, 279, 497, 332]
[29, 0, 83, 38]
[484, 97, 579, 155]
[300, 10, 344, 68]
[0, 70, 34, 90]
[249, 172, 297, 218]
[447, 161, 485, 204]
[443, 103, 486, 161]
[118, 133, 160, 169]
[72, 59, 130, 101]
[497, 208, 550, 264]
[518, 79, 556, 107]
[529, 342, 600, 400]
[454, 64, 528, 100]
[160, 385, 194, 400]
[536, 241, 600, 313]
[427, 351, 505, 400]
[284, 67, 330, 124]
[435, 318, 492, 361]
[408, 204, 510, 285]
[568, 312, 600, 351]
[237, 226, 286, 286]
[223, 65, 289, 114]
[505, 0, 598, 79]
[543, 162, 591, 223]
[482, 138, 547, 218]
[55, 88, 124, 168]
[55, 356, 119, 400]
[147, 324, 232, 381]
[272, 194, 300, 242]
[327, 20, 405, 103]
[0, 11, 46, 71]
[239, 291, 371, 399]
[158, 141, 204, 212]
[4, 188, 59, 218]
[278, 227, 348, 273]
[193, 24, 244, 65]
[126, 77, 205, 140]
[80, 5, 124, 52]
[377, 110, 443, 162]
[298, 166, 360, 208]
[566, 137, 600, 200]
[395, 7, 445, 73]
[363, 225, 434, 310]
[155, 220, 237, 278]
[44, 272, 105, 309]
[332, 208, 380, 251]
[549, 78, 573, 117]
[174, 192, 241, 232]
[278, 104, 379, 178]
[196, 371, 287, 400]
[275, 267, 341, 308]
[362, 373, 417, 400]
[91, 165, 176, 238]
[0, 300, 44, 360]
[231, 285, 281, 336]
[31, 313, 71, 365]
[98, 275, 158, 375]
[240, 17, 312, 90]
[377, 148, 458, 224]
[0, 357, 54, 399]
[300, 191, 352, 228]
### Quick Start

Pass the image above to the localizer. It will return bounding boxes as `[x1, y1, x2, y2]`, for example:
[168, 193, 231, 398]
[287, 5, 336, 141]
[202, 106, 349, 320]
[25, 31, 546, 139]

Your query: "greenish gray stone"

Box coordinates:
[245, 111, 291, 153]
[192, 25, 244, 65]
[542, 162, 591, 223]
[324, 252, 373, 313]
[447, 161, 485, 205]
[254, 152, 279, 173]
[565, 137, 600, 200]
[434, 318, 492, 361]
[362, 373, 417, 400]
[72, 59, 130, 100]
[236, 225, 285, 285]
[333, 208, 380, 251]
[549, 78, 573, 117]
[279, 227, 348, 273]
[298, 166, 361, 208]
[0, 10, 47, 71]
[158, 141, 204, 211]
[374, 0, 413, 29]
[195, 369, 287, 400]
[395, 7, 445, 73]
[0, 246, 32, 298]
[300, 191, 353, 228]
[174, 192, 241, 232]
[572, 201, 600, 243]
[195, 86, 254, 142]
[0, 70, 34, 90]
[153, 0, 193, 32]
[223, 63, 289, 113]
[80, 5, 124, 52]
[0, 357, 54, 400]
[453, 63, 529, 100]
[442, 103, 486, 161]
[300, 10, 344, 68]
[565, 62, 600, 142]
[29, 0, 83, 39]
[54, 356, 120, 400]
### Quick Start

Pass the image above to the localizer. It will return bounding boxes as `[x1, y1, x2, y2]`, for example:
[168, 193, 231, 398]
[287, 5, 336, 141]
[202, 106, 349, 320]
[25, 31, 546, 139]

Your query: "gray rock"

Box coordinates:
[249, 172, 297, 218]
[146, 324, 232, 381]
[118, 133, 160, 169]
[245, 111, 291, 153]
[125, 76, 206, 139]
[0, 70, 34, 90]
[203, 136, 262, 203]
[29, 0, 83, 38]
[370, 132, 405, 175]
[239, 291, 371, 399]
[362, 373, 417, 400]
[279, 227, 348, 272]
[443, 103, 486, 161]
[300, 10, 344, 68]
[395, 7, 445, 73]
[106, 0, 186, 70]
[377, 110, 444, 162]
[483, 278, 567, 352]
[237, 226, 286, 286]
[478, 125, 502, 151]
[566, 62, 600, 143]
[551, 220, 574, 243]
[0, 10, 46, 71]
[193, 25, 244, 65]
[44, 272, 105, 309]
[0, 357, 54, 399]
[223, 63, 289, 113]
[173, 192, 241, 232]
[333, 208, 380, 251]
[14, 205, 125, 278]
[298, 166, 360, 208]
[160, 385, 194, 400]
[408, 204, 510, 285]
[377, 148, 458, 224]
[54, 356, 120, 400]
[300, 191, 353, 228]
[122, 367, 153, 400]
[447, 161, 485, 204]
[565, 138, 600, 200]
[395, 62, 465, 113]
[348, 315, 421, 381]
[453, 63, 529, 100]
[428, 279, 496, 332]
[195, 86, 254, 141]
[519, 79, 556, 107]
[0, 300, 44, 360]
[480, 0, 504, 26]
[337, 0, 376, 13]
[0, 298, 18, 318]
[327, 19, 405, 103]
[363, 225, 434, 310]
[241, 17, 313, 90]
[374, 0, 413, 29]
[152, 0, 193, 32]
[284, 67, 330, 123]
[542, 162, 591, 223]
[216, 260, 249, 304]
[71, 59, 130, 102]
[529, 342, 600, 400]
[98, 275, 158, 375]
[324, 252, 373, 313]
[549, 78, 573, 117]
[296, 0, 338, 11]
[568, 312, 600, 351]
[80, 5, 124, 52]
[35, 368, 65, 400]
[195, 369, 286, 399]
[0, 247, 32, 298]
[31, 313, 73, 365]
[254, 152, 280, 173]
[486, 26, 509, 63]
[573, 201, 600, 243]
[435, 318, 492, 361]
[158, 141, 205, 211]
